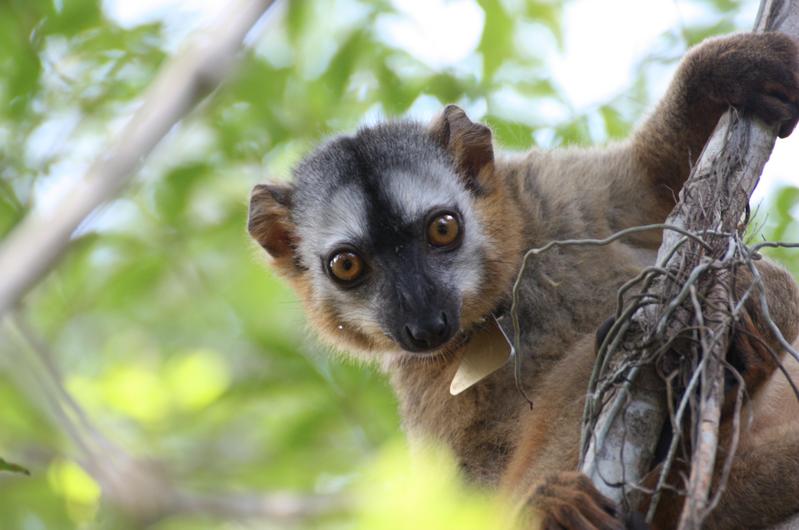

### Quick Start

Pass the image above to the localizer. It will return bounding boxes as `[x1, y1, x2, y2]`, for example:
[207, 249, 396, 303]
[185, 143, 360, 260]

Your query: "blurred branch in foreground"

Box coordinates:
[0, 0, 351, 524]
[0, 0, 277, 318]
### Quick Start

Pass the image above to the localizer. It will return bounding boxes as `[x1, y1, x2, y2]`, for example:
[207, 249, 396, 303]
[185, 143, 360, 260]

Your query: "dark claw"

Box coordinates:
[625, 511, 651, 530]
[595, 316, 616, 355]
[779, 111, 799, 138]
[530, 472, 630, 530]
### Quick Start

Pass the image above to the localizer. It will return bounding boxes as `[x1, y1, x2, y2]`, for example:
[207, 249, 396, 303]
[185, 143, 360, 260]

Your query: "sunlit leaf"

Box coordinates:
[354, 441, 522, 530]
[476, 0, 514, 81]
[525, 2, 564, 47]
[485, 115, 535, 149]
[166, 349, 230, 411]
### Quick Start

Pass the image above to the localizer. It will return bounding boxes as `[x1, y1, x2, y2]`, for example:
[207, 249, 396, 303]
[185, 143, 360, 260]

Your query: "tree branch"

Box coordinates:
[0, 0, 276, 318]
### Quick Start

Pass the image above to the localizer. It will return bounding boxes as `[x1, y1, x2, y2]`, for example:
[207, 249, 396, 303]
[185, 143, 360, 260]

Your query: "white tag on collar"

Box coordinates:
[449, 316, 514, 396]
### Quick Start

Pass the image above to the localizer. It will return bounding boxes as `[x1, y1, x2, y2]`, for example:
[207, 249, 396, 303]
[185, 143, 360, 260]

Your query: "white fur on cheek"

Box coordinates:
[296, 186, 376, 333]
[296, 186, 367, 268]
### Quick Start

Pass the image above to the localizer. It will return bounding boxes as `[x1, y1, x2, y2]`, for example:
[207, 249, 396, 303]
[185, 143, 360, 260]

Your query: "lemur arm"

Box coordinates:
[628, 32, 799, 221]
[508, 33, 799, 249]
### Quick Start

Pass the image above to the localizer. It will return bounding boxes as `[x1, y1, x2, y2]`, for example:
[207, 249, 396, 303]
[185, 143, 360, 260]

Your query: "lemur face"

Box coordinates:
[248, 106, 523, 362]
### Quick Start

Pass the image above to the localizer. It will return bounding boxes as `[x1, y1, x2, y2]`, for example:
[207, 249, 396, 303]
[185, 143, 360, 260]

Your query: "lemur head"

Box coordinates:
[248, 105, 523, 363]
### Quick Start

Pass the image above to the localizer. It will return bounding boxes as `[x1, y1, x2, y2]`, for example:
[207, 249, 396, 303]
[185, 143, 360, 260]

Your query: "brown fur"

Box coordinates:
[429, 106, 527, 332]
[248, 32, 799, 528]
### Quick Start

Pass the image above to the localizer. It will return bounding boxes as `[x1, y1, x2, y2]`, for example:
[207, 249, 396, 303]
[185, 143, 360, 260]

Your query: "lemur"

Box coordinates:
[248, 32, 799, 529]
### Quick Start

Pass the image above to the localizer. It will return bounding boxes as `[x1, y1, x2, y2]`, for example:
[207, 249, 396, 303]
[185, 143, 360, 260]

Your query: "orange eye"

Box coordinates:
[427, 212, 461, 247]
[328, 251, 364, 283]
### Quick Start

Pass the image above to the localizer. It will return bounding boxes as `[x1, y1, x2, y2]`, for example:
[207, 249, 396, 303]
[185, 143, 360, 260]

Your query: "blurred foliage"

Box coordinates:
[0, 0, 795, 529]
[353, 441, 522, 530]
[0, 456, 31, 475]
[751, 185, 799, 277]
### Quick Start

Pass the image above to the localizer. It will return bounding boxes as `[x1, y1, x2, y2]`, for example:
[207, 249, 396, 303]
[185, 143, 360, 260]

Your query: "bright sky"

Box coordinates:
[100, 0, 799, 207]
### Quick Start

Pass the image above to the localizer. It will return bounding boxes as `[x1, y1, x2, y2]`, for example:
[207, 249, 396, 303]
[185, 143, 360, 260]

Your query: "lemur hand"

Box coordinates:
[524, 471, 646, 530]
[725, 260, 799, 395]
[685, 32, 799, 137]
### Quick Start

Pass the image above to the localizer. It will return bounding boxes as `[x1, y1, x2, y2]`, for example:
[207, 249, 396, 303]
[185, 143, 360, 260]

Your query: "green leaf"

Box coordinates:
[376, 61, 419, 115]
[320, 30, 370, 99]
[425, 73, 473, 103]
[555, 115, 591, 146]
[775, 186, 799, 221]
[286, 0, 312, 44]
[476, 0, 514, 81]
[484, 116, 535, 150]
[599, 105, 632, 140]
[154, 162, 211, 225]
[0, 457, 30, 476]
[43, 0, 102, 37]
[525, 2, 564, 47]
[709, 0, 742, 12]
[682, 20, 737, 47]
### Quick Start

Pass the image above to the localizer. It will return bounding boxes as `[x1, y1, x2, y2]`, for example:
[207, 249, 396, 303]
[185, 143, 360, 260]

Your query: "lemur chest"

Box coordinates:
[396, 362, 527, 486]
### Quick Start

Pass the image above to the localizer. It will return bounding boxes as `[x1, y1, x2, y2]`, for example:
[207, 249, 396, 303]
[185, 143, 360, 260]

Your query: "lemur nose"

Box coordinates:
[404, 312, 452, 351]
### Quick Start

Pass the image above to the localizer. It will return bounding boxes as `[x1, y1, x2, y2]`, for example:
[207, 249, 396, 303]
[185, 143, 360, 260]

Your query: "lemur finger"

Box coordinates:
[764, 80, 798, 104]
[543, 497, 624, 530]
[749, 94, 799, 130]
[779, 111, 799, 138]
[624, 512, 651, 530]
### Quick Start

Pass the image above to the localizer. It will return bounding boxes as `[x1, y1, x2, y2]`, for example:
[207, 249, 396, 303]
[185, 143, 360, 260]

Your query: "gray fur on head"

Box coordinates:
[289, 120, 490, 352]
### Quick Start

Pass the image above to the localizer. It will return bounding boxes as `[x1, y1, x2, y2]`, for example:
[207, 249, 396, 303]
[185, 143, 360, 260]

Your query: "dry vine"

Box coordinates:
[509, 132, 799, 529]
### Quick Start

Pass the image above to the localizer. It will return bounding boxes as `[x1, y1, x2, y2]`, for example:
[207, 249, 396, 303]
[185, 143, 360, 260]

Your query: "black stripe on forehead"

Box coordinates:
[292, 120, 446, 252]
[341, 136, 414, 253]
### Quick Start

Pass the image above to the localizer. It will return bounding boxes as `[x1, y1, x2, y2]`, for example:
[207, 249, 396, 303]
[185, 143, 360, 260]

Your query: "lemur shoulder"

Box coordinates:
[248, 32, 799, 529]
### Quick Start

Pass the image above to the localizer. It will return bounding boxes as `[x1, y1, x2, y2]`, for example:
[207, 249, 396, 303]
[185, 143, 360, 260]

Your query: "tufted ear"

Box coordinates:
[429, 105, 494, 192]
[248, 183, 296, 262]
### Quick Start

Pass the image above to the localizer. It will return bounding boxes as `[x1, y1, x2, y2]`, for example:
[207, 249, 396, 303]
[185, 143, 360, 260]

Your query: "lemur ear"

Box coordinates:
[248, 183, 296, 261]
[429, 105, 494, 190]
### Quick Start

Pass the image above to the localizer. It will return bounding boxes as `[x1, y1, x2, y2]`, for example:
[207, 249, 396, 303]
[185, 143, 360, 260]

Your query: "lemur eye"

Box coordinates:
[328, 250, 364, 283]
[427, 212, 461, 248]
